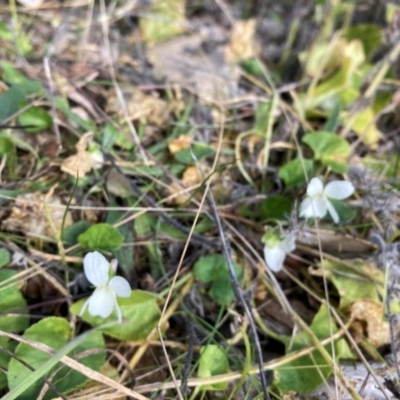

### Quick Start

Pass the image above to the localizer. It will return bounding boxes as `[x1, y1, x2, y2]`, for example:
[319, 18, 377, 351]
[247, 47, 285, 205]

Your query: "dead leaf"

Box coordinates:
[350, 300, 390, 347]
[226, 19, 259, 65]
[168, 165, 205, 205]
[168, 134, 193, 154]
[2, 193, 73, 238]
[61, 132, 96, 178]
[106, 169, 134, 198]
[181, 165, 203, 187]
[150, 30, 241, 102]
[349, 107, 381, 149]
[106, 88, 182, 126]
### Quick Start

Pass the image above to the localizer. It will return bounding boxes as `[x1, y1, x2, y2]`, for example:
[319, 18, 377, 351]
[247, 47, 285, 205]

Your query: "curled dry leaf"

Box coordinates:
[168, 134, 193, 154]
[61, 132, 96, 178]
[106, 88, 183, 127]
[225, 19, 260, 65]
[169, 165, 203, 205]
[2, 193, 73, 238]
[350, 300, 390, 347]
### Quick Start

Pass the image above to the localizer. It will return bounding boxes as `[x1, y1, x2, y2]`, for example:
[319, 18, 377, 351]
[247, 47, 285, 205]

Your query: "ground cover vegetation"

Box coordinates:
[0, 0, 400, 399]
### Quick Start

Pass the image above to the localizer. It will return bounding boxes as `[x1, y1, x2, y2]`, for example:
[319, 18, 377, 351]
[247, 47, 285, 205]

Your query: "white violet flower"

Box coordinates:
[262, 229, 296, 272]
[299, 177, 354, 223]
[80, 251, 131, 323]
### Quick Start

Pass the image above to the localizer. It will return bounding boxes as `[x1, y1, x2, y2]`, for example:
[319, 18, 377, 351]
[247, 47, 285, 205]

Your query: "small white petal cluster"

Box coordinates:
[264, 231, 296, 272]
[80, 251, 131, 323]
[299, 177, 354, 223]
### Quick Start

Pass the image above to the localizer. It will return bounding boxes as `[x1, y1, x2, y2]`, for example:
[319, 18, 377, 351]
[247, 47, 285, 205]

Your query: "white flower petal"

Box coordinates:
[264, 244, 286, 272]
[108, 276, 131, 298]
[279, 232, 296, 253]
[324, 181, 354, 200]
[300, 196, 327, 219]
[310, 196, 328, 218]
[307, 177, 324, 197]
[84, 252, 109, 287]
[299, 198, 312, 217]
[87, 287, 116, 319]
[326, 200, 340, 223]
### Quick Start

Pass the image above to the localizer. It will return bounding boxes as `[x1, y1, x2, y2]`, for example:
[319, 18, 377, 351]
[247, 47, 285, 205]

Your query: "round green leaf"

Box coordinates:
[278, 158, 314, 187]
[302, 131, 351, 173]
[198, 345, 229, 390]
[78, 223, 124, 251]
[70, 290, 161, 340]
[193, 255, 243, 306]
[18, 106, 52, 133]
[8, 317, 105, 400]
[62, 220, 91, 246]
[0, 336, 16, 390]
[0, 270, 29, 332]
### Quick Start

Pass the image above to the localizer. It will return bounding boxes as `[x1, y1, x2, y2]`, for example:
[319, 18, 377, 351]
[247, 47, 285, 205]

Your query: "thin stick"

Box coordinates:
[202, 110, 270, 400]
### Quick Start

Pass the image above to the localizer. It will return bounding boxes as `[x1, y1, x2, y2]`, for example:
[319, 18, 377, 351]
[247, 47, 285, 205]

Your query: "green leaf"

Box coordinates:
[302, 131, 351, 173]
[0, 336, 16, 390]
[62, 221, 91, 246]
[0, 25, 32, 55]
[322, 259, 383, 310]
[0, 248, 10, 268]
[0, 270, 29, 332]
[323, 101, 341, 132]
[198, 345, 229, 390]
[239, 196, 292, 222]
[18, 106, 52, 133]
[0, 22, 12, 41]
[259, 196, 292, 221]
[102, 122, 120, 149]
[275, 305, 349, 394]
[345, 25, 382, 58]
[78, 223, 124, 251]
[140, 0, 184, 43]
[302, 40, 365, 111]
[174, 142, 215, 164]
[239, 58, 264, 77]
[0, 131, 38, 158]
[0, 86, 25, 122]
[54, 97, 96, 132]
[278, 158, 314, 186]
[193, 255, 243, 306]
[348, 107, 380, 148]
[71, 290, 161, 340]
[193, 254, 222, 283]
[7, 317, 105, 400]
[159, 217, 214, 239]
[1, 63, 43, 94]
[325, 198, 356, 223]
[209, 276, 236, 306]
